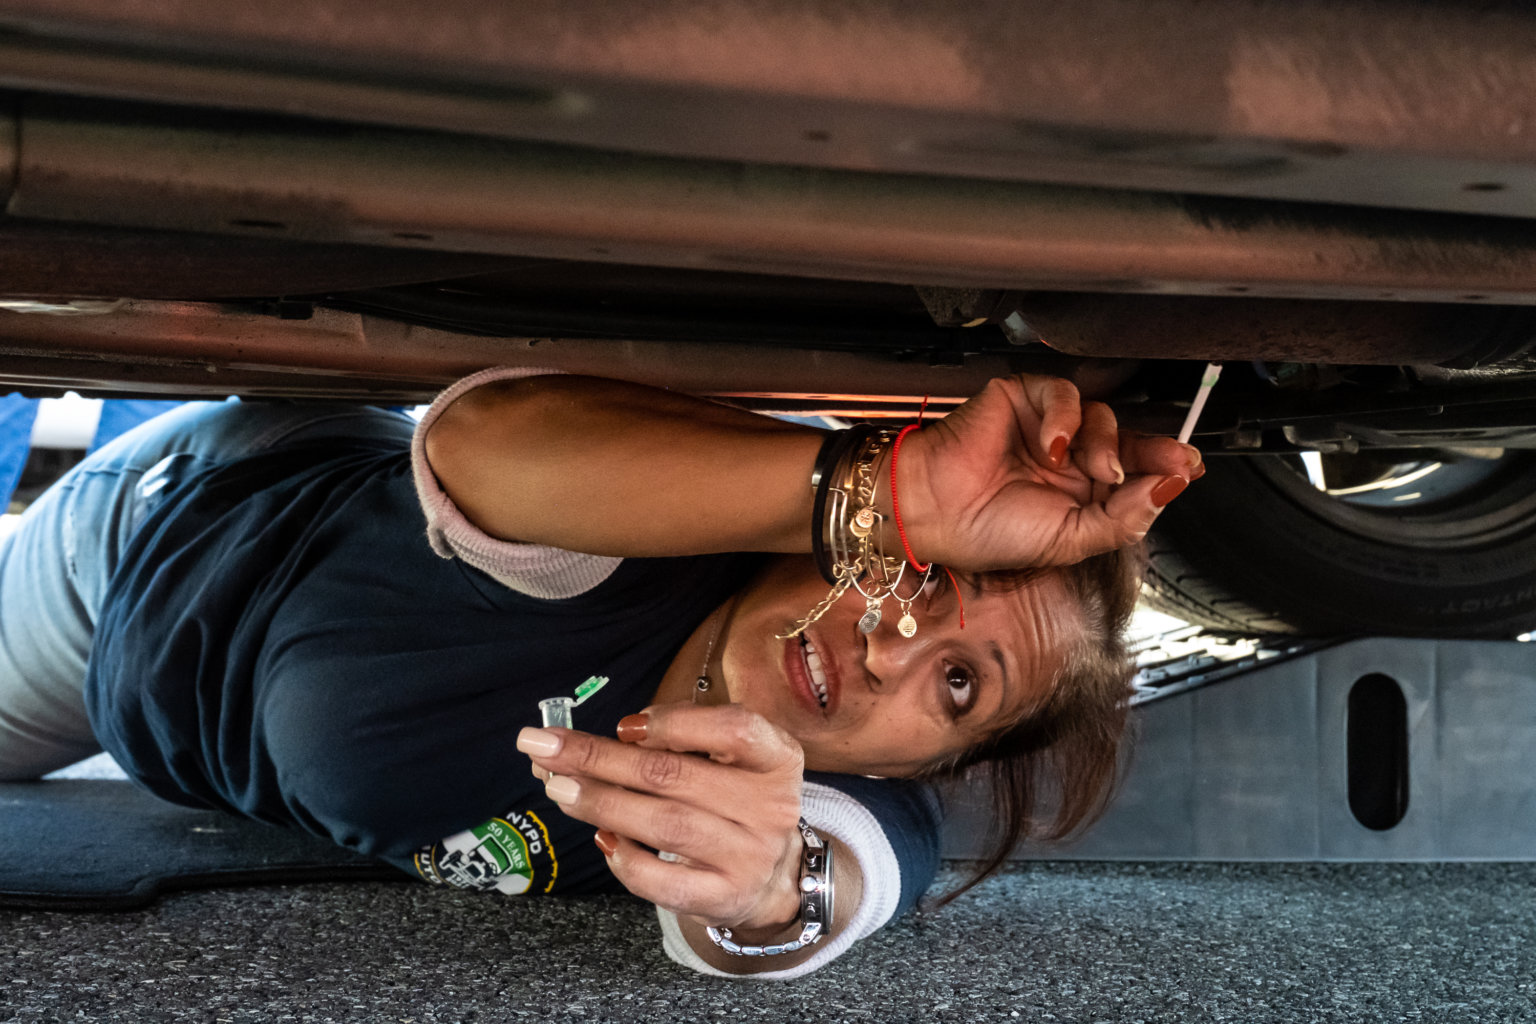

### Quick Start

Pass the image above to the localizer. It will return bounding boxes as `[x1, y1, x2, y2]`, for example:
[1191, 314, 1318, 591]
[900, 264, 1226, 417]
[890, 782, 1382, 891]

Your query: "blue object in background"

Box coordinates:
[89, 400, 184, 453]
[0, 395, 40, 508]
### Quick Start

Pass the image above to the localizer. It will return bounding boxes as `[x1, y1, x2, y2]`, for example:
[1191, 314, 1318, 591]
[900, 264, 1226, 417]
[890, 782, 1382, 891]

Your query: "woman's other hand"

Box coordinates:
[517, 705, 811, 940]
[895, 374, 1203, 570]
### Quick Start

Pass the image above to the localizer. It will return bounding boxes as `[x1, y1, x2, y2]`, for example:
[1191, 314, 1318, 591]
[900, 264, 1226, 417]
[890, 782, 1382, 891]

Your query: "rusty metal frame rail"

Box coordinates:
[8, 103, 1536, 306]
[0, 300, 1025, 402]
[0, 0, 1535, 221]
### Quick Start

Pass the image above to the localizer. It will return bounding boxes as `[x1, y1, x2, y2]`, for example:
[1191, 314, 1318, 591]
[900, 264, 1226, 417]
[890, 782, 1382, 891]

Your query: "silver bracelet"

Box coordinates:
[705, 818, 834, 956]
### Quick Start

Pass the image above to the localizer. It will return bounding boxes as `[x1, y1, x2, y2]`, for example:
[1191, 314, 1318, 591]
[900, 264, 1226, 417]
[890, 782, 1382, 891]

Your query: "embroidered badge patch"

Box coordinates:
[414, 810, 558, 894]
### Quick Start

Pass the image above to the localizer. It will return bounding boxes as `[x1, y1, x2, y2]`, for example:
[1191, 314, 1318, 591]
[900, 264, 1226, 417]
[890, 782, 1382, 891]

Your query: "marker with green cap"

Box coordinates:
[1177, 362, 1222, 445]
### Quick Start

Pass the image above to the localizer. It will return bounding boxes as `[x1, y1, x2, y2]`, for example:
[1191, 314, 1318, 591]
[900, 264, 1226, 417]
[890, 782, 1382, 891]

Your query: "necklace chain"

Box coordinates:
[693, 596, 738, 704]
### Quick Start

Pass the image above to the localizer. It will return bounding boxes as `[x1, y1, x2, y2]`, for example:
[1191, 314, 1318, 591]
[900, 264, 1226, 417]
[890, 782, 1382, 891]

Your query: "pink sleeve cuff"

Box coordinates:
[410, 367, 620, 599]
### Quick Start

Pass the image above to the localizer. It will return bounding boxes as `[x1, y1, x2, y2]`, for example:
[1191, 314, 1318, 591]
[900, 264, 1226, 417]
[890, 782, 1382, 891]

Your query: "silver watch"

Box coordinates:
[706, 818, 834, 956]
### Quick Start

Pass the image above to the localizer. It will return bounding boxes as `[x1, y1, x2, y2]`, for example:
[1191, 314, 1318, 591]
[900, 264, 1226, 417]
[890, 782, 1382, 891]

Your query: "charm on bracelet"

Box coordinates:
[858, 598, 882, 634]
[849, 505, 877, 538]
[891, 562, 931, 639]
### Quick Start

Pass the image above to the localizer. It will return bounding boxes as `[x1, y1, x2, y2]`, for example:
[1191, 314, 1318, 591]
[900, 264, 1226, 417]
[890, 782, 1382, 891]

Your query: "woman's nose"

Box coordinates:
[860, 616, 935, 691]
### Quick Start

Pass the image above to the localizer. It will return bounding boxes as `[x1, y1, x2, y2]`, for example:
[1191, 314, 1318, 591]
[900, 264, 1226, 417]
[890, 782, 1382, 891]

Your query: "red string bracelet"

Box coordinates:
[889, 398, 964, 627]
[889, 423, 928, 573]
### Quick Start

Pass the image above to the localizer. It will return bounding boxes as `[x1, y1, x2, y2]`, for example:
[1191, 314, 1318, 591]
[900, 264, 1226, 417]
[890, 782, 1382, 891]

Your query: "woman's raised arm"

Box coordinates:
[424, 371, 1202, 570]
[424, 374, 823, 557]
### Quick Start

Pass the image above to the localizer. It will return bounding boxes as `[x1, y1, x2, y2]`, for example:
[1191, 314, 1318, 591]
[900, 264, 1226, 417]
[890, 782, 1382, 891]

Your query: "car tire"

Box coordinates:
[1142, 451, 1536, 638]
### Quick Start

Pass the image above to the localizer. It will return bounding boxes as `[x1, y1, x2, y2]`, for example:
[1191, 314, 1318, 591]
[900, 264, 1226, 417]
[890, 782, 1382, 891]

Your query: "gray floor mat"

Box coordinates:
[0, 779, 398, 910]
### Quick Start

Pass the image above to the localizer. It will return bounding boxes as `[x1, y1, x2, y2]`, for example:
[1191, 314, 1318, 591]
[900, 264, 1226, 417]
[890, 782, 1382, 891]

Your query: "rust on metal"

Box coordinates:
[0, 300, 1021, 402]
[15, 108, 1536, 305]
[0, 0, 1534, 218]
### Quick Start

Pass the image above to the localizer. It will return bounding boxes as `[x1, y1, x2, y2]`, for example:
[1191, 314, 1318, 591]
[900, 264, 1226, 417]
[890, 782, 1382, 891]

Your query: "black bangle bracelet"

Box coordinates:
[809, 426, 873, 585]
[809, 430, 844, 585]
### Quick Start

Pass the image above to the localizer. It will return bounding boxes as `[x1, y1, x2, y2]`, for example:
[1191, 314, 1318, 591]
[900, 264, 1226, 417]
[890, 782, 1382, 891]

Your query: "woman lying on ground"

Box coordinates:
[0, 367, 1198, 978]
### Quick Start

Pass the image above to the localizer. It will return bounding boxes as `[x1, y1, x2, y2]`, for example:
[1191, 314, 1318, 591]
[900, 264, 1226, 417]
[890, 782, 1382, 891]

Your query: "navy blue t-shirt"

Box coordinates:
[85, 438, 939, 906]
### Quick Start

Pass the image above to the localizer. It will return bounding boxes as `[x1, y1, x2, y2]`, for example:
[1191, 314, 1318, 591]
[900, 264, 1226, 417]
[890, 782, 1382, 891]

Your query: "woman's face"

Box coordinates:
[716, 556, 1077, 777]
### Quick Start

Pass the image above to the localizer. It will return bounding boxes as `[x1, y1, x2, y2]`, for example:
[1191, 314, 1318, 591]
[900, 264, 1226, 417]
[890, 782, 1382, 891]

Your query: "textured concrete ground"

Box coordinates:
[4, 862, 1534, 1023]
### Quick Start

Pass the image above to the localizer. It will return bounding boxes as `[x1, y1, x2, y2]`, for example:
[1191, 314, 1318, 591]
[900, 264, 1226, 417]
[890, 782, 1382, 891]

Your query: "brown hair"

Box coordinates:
[926, 544, 1143, 903]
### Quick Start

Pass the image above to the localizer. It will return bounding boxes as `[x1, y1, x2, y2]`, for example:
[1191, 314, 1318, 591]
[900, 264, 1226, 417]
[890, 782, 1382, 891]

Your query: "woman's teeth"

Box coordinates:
[803, 637, 829, 707]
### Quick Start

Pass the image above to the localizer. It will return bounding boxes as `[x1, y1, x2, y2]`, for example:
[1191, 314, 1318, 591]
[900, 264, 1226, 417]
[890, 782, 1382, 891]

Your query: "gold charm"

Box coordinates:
[897, 613, 917, 638]
[850, 506, 877, 538]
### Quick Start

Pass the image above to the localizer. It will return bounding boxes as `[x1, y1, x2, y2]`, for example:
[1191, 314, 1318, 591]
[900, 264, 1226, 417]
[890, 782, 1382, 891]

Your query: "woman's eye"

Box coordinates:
[945, 665, 975, 716]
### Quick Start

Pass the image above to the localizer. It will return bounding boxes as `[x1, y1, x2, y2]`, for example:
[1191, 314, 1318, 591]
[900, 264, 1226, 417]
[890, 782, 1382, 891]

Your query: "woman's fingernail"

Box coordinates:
[517, 727, 561, 757]
[545, 775, 581, 804]
[1109, 454, 1126, 484]
[1187, 446, 1205, 478]
[1048, 436, 1069, 468]
[1151, 475, 1190, 507]
[616, 713, 649, 743]
[594, 830, 618, 857]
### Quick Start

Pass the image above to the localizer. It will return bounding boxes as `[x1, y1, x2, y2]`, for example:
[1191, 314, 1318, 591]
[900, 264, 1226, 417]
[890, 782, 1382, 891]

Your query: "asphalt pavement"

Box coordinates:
[4, 861, 1533, 1023]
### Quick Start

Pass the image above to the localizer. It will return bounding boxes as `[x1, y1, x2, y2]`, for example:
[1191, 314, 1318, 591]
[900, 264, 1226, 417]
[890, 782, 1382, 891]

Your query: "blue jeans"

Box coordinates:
[0, 399, 415, 779]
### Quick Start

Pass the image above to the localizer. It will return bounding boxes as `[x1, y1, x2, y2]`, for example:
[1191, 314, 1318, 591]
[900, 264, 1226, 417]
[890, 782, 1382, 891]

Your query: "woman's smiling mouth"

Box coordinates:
[804, 635, 830, 707]
[785, 632, 839, 716]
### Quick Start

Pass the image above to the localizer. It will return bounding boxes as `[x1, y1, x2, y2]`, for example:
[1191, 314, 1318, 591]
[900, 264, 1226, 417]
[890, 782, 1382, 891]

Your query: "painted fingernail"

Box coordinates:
[545, 775, 581, 804]
[1187, 446, 1205, 478]
[1151, 475, 1190, 508]
[616, 713, 649, 743]
[1048, 436, 1069, 468]
[594, 830, 618, 857]
[517, 727, 561, 757]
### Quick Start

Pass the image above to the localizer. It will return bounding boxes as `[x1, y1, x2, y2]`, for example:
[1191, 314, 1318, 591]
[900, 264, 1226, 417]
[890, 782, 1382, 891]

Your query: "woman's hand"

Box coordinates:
[894, 374, 1203, 571]
[517, 704, 807, 936]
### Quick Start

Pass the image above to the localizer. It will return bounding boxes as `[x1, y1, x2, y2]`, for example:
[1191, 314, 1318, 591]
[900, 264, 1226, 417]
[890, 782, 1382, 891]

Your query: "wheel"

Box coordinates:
[1143, 449, 1536, 638]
